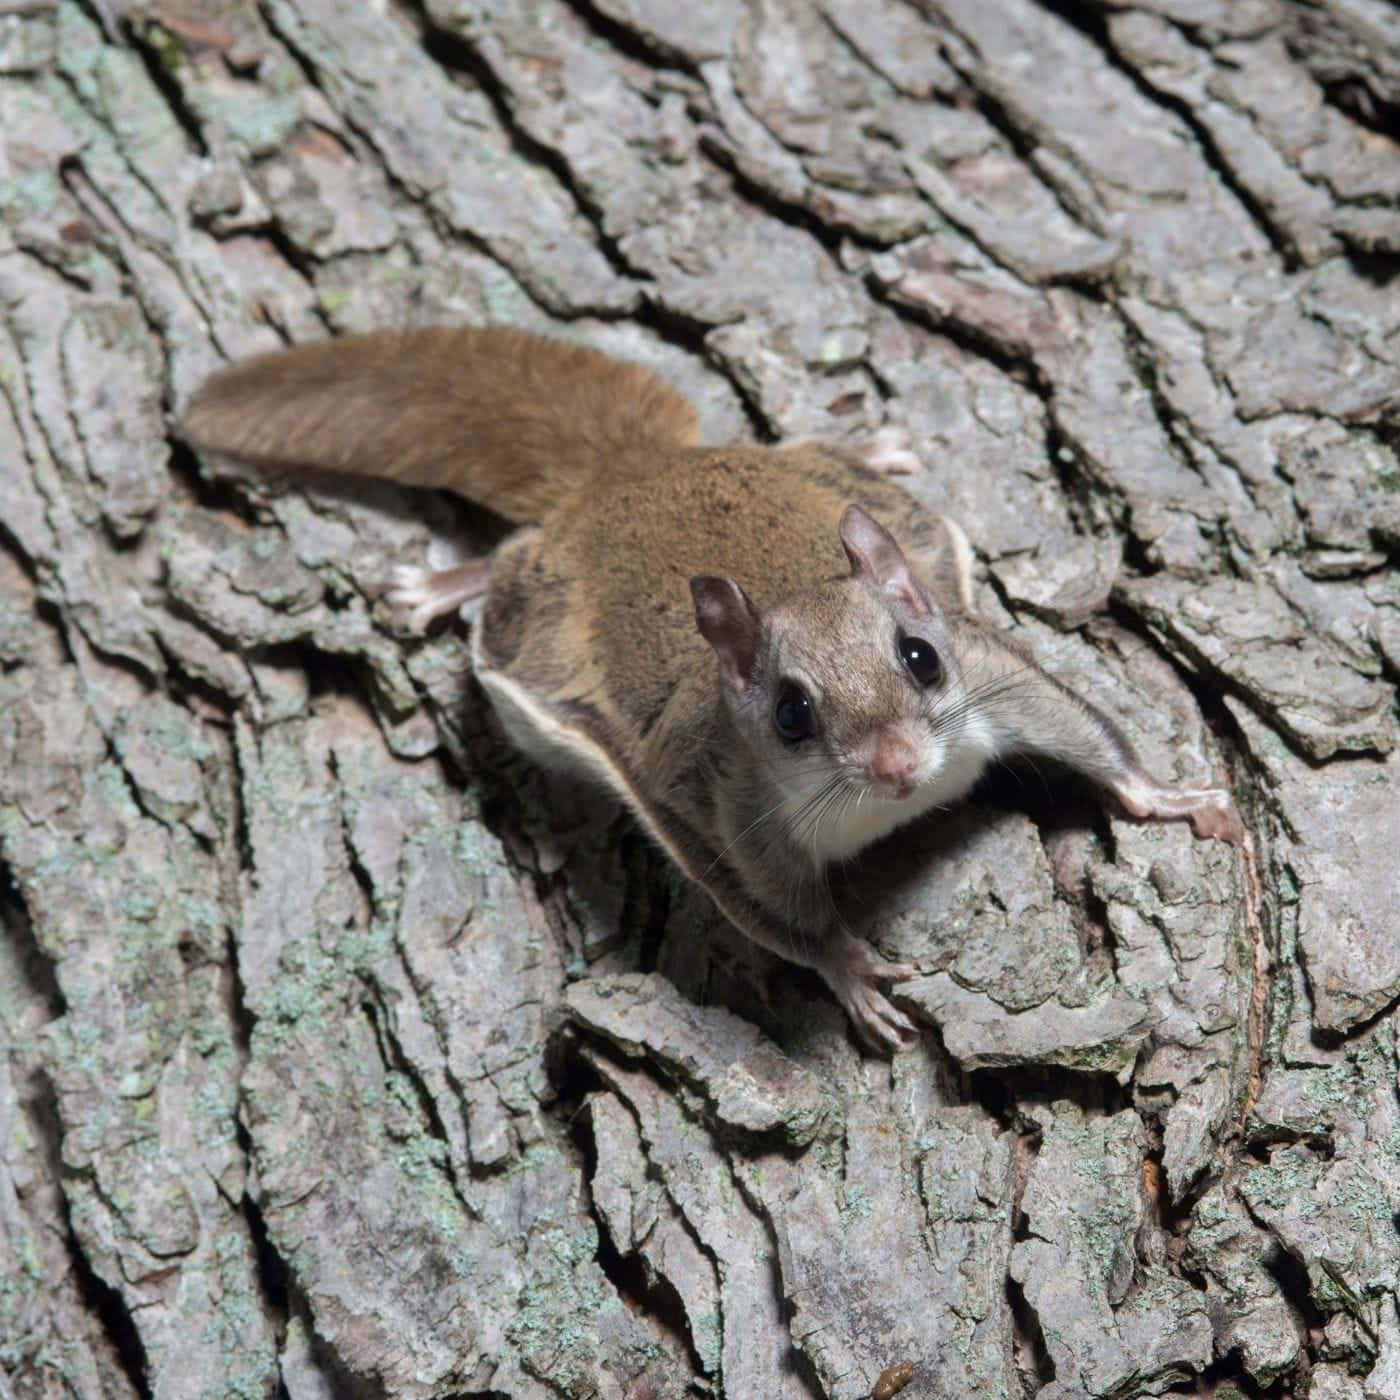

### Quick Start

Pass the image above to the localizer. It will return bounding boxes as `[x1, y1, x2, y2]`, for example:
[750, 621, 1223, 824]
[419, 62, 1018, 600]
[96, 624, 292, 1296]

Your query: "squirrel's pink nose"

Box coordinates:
[869, 728, 918, 798]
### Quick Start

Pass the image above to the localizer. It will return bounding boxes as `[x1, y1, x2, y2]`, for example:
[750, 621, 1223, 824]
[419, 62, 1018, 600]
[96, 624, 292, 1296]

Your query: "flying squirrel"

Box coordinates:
[183, 326, 1242, 1051]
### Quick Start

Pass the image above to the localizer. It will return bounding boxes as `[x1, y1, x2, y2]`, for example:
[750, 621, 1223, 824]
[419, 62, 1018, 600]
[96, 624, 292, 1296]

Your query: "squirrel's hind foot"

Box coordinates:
[383, 558, 492, 634]
[853, 424, 922, 477]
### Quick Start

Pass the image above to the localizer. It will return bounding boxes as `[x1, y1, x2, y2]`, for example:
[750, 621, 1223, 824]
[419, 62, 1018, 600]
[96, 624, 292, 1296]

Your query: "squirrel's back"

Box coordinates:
[182, 326, 701, 523]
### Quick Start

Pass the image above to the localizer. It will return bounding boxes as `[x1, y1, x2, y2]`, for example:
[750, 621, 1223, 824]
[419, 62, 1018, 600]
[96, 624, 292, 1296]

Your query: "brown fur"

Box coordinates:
[183, 327, 700, 523]
[183, 326, 1240, 1051]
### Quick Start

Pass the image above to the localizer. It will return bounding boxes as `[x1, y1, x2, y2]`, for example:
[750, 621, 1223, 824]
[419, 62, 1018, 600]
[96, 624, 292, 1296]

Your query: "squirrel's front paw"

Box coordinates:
[820, 934, 919, 1054]
[854, 425, 922, 477]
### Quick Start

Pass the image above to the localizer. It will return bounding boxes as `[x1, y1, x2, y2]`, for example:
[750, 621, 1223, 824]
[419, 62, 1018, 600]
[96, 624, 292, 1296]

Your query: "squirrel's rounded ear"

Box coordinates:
[924, 515, 975, 612]
[691, 575, 760, 696]
[838, 505, 928, 617]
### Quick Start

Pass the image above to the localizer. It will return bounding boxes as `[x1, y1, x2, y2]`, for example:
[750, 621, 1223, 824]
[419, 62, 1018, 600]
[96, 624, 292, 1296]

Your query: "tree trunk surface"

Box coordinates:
[3, 1, 1399, 1397]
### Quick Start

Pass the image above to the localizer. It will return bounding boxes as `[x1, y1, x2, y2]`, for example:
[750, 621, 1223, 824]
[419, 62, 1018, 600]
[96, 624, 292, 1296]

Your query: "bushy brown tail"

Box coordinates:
[181, 326, 701, 524]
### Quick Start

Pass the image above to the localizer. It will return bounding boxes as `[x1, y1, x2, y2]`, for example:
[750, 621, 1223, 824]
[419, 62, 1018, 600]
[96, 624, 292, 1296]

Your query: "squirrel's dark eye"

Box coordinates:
[899, 634, 942, 688]
[773, 682, 816, 742]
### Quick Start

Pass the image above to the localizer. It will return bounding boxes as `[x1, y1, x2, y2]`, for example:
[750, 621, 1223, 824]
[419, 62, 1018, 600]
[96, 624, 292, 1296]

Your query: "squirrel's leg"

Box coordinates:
[702, 872, 918, 1052]
[963, 631, 1243, 843]
[383, 557, 492, 633]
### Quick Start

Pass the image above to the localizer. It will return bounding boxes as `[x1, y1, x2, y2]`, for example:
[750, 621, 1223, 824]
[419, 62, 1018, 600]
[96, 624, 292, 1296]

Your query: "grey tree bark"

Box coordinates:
[2, 1, 1399, 1397]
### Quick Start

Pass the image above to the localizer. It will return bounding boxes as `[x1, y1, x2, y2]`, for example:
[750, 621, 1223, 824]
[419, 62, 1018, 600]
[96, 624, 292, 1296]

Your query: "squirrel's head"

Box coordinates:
[690, 505, 993, 865]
